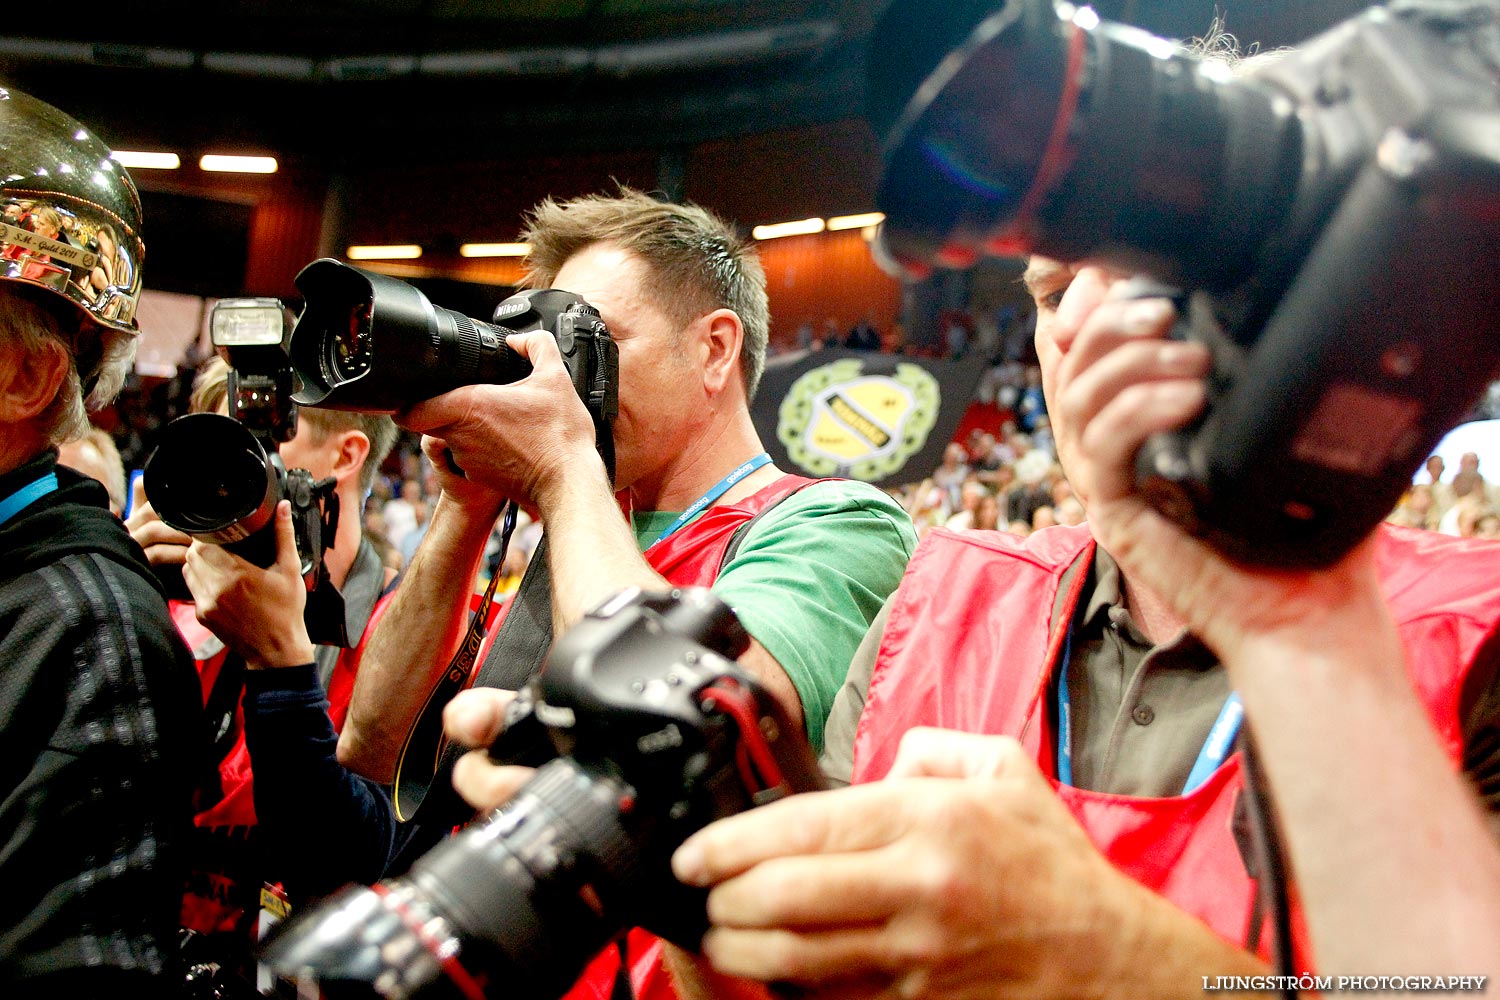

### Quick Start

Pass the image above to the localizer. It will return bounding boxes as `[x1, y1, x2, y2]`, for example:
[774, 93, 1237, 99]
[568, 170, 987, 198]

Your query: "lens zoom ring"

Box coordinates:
[453, 313, 482, 375]
[526, 760, 643, 889]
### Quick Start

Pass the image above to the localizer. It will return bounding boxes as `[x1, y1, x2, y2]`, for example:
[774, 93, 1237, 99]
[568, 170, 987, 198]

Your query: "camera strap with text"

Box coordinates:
[390, 502, 538, 823]
[390, 469, 817, 828]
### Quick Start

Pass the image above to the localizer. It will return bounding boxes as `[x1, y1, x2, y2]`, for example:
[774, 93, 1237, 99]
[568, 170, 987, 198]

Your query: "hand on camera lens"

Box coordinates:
[125, 477, 191, 566]
[399, 332, 605, 511]
[183, 500, 315, 669]
[444, 687, 535, 814]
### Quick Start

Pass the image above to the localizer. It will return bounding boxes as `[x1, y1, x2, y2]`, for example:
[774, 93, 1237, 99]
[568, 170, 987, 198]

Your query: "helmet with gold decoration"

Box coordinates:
[0, 82, 145, 403]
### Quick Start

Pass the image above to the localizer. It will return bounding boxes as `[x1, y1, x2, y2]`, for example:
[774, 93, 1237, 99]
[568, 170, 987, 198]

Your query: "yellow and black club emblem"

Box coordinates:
[777, 359, 940, 480]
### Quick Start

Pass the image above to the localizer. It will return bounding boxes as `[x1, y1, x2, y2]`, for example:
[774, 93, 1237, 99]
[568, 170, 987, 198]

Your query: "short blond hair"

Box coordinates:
[57, 425, 126, 513]
[520, 186, 771, 400]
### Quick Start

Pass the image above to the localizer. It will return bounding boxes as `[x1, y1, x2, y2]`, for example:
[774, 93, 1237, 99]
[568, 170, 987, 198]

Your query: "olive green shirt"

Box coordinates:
[632, 478, 918, 753]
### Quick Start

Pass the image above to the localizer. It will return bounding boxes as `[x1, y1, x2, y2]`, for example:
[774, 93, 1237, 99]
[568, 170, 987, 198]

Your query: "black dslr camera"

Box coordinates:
[285, 259, 618, 459]
[259, 586, 827, 1000]
[143, 299, 346, 639]
[284, 256, 619, 480]
[870, 0, 1500, 566]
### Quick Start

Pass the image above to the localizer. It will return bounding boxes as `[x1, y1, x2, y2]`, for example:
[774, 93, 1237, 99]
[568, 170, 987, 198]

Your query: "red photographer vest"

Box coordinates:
[849, 522, 1494, 969]
[177, 586, 398, 949]
[564, 473, 822, 1000]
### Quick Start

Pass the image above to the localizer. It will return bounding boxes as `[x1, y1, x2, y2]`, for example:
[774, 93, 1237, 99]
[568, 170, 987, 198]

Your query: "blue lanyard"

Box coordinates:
[650, 453, 772, 546]
[0, 472, 58, 528]
[1055, 623, 1243, 796]
[1181, 692, 1244, 795]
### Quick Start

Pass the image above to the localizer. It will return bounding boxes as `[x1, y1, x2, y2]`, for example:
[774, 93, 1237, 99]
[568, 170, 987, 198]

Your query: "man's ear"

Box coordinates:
[330, 430, 371, 488]
[697, 308, 744, 397]
[0, 336, 70, 424]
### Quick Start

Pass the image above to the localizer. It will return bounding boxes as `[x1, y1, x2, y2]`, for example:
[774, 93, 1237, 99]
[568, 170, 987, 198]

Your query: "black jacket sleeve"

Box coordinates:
[241, 664, 396, 902]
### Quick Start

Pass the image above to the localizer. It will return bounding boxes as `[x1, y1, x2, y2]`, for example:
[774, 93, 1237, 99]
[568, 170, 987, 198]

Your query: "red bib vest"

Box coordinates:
[178, 585, 398, 949]
[851, 521, 1496, 965]
[566, 473, 820, 1000]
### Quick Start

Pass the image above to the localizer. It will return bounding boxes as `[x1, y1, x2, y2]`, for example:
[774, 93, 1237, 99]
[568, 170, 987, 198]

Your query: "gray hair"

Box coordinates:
[0, 287, 136, 445]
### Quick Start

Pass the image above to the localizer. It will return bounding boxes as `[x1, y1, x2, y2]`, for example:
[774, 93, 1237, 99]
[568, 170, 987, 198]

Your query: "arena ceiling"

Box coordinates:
[0, 0, 1379, 171]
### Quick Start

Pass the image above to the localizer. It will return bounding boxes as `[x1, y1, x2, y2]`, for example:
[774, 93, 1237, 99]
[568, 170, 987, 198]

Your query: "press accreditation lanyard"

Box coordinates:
[648, 452, 772, 546]
[1055, 625, 1244, 796]
[0, 472, 58, 529]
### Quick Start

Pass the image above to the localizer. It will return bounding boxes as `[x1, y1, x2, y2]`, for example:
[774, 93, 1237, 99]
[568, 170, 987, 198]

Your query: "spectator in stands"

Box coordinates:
[944, 478, 989, 531]
[1387, 483, 1440, 532]
[973, 491, 1002, 532]
[943, 311, 970, 359]
[820, 316, 841, 349]
[1423, 453, 1446, 485]
[381, 478, 422, 549]
[794, 319, 815, 351]
[931, 441, 970, 510]
[844, 315, 882, 351]
[1454, 451, 1498, 507]
[398, 497, 431, 568]
[903, 477, 951, 538]
[1031, 412, 1056, 459]
[1016, 364, 1047, 432]
[1006, 448, 1054, 526]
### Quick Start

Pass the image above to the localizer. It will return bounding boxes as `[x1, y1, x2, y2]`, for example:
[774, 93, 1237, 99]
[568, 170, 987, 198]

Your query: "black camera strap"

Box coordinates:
[393, 343, 617, 824]
[391, 503, 543, 823]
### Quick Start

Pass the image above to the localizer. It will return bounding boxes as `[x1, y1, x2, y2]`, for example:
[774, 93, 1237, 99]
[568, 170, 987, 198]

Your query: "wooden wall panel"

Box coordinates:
[684, 119, 881, 225]
[244, 183, 328, 299]
[757, 228, 902, 348]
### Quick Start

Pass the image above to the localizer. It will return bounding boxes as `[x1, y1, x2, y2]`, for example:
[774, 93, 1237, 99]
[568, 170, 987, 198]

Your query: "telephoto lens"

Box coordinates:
[259, 587, 827, 1000]
[870, 0, 1301, 288]
[288, 258, 593, 413]
[262, 756, 644, 1000]
[141, 412, 282, 568]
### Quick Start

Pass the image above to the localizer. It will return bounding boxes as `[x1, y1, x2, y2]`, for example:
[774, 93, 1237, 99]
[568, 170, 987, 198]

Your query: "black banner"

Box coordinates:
[751, 347, 987, 488]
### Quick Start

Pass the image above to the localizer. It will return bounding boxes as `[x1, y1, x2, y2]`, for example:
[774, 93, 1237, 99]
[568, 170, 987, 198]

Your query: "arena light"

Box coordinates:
[827, 212, 885, 231]
[110, 150, 181, 170]
[199, 154, 279, 174]
[752, 217, 826, 240]
[460, 242, 530, 257]
[347, 244, 423, 260]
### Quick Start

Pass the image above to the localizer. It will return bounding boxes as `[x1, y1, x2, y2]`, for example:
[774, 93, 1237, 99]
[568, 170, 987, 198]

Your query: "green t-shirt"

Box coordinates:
[631, 479, 917, 752]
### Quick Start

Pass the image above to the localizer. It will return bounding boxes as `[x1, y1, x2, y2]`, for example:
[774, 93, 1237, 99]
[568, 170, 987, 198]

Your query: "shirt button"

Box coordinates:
[1131, 704, 1155, 726]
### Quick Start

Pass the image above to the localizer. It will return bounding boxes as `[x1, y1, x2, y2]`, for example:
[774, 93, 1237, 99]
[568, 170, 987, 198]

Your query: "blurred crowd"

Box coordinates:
[359, 443, 542, 591]
[1387, 451, 1500, 539]
[69, 336, 1500, 563]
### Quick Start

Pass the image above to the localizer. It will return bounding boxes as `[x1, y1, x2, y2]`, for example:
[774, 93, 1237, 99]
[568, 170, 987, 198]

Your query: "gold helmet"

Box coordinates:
[0, 83, 144, 337]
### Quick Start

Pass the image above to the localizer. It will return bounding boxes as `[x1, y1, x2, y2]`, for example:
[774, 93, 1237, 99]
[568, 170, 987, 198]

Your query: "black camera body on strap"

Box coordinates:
[260, 586, 826, 1000]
